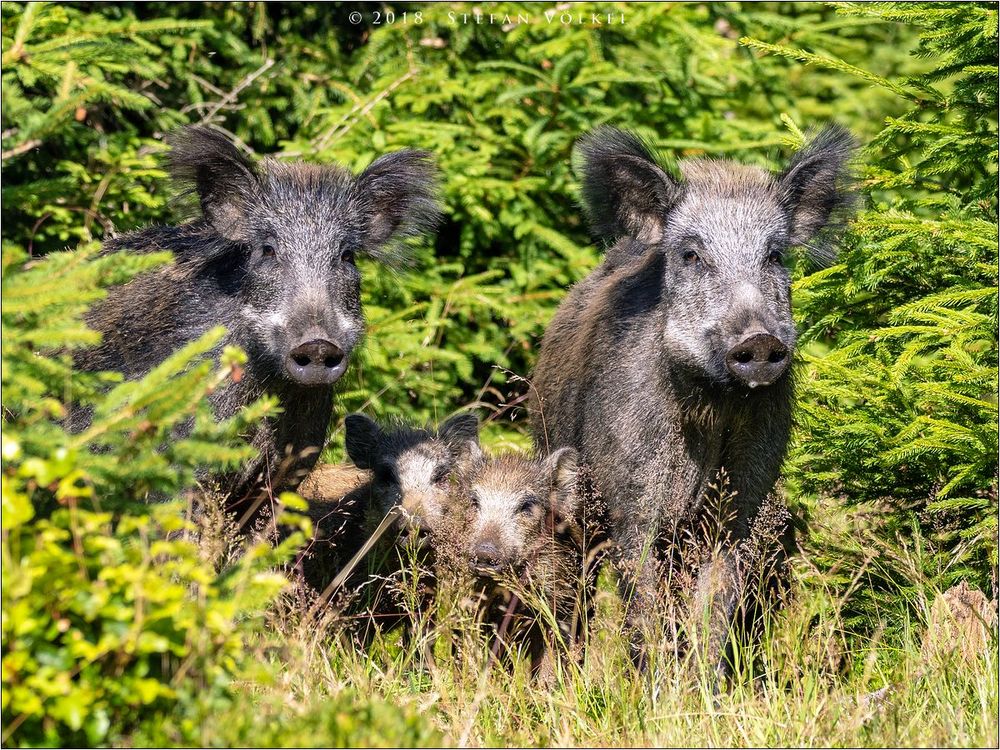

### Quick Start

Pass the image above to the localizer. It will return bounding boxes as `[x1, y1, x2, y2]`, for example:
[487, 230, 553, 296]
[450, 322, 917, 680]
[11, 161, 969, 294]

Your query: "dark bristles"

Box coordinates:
[573, 126, 680, 243]
[779, 123, 859, 266]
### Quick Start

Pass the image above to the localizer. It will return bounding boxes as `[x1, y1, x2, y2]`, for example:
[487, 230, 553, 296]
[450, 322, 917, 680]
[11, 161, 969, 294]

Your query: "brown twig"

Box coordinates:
[196, 58, 275, 127]
[1, 138, 41, 161]
[306, 506, 403, 621]
[313, 68, 416, 153]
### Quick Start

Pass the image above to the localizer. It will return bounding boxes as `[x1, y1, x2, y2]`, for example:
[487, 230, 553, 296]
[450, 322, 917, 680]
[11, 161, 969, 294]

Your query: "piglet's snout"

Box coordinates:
[471, 541, 503, 573]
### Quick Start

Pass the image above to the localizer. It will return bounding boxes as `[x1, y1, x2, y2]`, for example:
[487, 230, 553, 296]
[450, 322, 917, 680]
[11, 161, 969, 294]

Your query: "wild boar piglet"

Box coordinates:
[456, 448, 593, 679]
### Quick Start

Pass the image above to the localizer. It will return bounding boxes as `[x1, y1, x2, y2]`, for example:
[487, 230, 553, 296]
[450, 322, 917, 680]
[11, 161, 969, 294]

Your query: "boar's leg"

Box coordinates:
[615, 523, 663, 672]
[688, 549, 741, 683]
[692, 390, 793, 679]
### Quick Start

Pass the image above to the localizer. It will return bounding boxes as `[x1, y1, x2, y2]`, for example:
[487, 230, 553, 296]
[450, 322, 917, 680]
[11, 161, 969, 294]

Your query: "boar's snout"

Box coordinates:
[285, 338, 347, 386]
[725, 332, 789, 388]
[472, 541, 503, 574]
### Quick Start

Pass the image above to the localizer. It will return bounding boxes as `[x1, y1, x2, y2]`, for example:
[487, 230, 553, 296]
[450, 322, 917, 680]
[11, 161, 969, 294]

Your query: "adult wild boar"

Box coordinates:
[531, 125, 855, 672]
[77, 127, 442, 515]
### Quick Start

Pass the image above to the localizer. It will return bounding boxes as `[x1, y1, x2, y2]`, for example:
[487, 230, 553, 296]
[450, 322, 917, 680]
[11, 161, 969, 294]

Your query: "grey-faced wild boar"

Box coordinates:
[456, 448, 593, 681]
[531, 125, 855, 673]
[76, 127, 442, 516]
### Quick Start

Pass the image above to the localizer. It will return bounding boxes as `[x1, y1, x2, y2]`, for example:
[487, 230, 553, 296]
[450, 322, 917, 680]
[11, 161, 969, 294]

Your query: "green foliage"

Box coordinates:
[744, 2, 998, 615]
[1, 501, 289, 746]
[1, 245, 270, 510]
[0, 243, 297, 744]
[131, 687, 443, 748]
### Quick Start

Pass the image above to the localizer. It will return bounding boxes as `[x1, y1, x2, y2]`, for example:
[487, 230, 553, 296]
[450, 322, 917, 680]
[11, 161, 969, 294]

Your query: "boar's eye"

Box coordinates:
[469, 494, 480, 511]
[683, 249, 700, 264]
[518, 495, 540, 515]
[431, 465, 450, 485]
[261, 241, 277, 259]
[340, 248, 356, 265]
[767, 248, 784, 265]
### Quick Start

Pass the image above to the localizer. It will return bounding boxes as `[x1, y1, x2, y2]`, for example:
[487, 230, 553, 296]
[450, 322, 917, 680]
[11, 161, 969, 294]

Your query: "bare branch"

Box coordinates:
[196, 58, 275, 127]
[1, 138, 41, 161]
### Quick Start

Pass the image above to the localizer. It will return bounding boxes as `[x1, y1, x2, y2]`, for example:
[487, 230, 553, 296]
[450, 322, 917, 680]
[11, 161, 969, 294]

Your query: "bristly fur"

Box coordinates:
[573, 126, 682, 244]
[75, 126, 444, 520]
[534, 122, 857, 675]
[349, 148, 444, 268]
[166, 126, 443, 269]
[778, 123, 858, 266]
[167, 126, 262, 228]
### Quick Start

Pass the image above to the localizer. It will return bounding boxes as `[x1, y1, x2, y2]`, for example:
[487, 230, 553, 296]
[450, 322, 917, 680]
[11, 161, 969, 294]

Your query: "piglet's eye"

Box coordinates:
[518, 496, 540, 515]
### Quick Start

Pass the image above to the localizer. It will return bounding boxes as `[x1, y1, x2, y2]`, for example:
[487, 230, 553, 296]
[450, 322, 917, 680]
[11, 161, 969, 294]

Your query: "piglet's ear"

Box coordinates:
[439, 412, 481, 466]
[574, 127, 681, 245]
[354, 149, 443, 257]
[344, 413, 382, 470]
[778, 124, 857, 260]
[168, 126, 261, 241]
[544, 447, 580, 519]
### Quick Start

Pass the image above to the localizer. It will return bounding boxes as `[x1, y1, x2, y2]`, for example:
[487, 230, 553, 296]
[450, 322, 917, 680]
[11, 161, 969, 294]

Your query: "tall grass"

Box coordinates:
[138, 502, 999, 748]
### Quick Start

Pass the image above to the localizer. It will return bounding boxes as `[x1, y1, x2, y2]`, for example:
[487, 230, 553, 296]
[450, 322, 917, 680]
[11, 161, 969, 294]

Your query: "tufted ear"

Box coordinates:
[168, 126, 262, 241]
[353, 149, 443, 256]
[778, 124, 857, 261]
[574, 126, 681, 245]
[543, 447, 580, 519]
[344, 413, 383, 470]
[438, 412, 482, 469]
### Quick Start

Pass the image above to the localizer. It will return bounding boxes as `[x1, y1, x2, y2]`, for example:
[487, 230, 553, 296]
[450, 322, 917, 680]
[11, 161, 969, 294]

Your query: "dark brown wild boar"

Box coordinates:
[531, 125, 856, 673]
[75, 127, 442, 519]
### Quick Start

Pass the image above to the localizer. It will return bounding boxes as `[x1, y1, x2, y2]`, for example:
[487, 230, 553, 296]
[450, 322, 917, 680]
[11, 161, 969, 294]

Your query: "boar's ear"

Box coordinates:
[344, 413, 382, 470]
[574, 127, 681, 245]
[354, 149, 443, 258]
[439, 413, 482, 467]
[168, 126, 261, 241]
[544, 447, 580, 518]
[778, 124, 857, 262]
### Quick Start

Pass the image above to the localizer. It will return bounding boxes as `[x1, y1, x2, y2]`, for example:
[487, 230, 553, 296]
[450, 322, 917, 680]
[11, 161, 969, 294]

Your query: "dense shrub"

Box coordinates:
[0, 243, 307, 745]
[745, 2, 998, 621]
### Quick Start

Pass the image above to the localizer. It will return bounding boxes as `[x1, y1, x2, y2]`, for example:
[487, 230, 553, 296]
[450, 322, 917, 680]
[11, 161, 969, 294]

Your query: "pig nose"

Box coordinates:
[285, 339, 346, 386]
[725, 333, 789, 388]
[472, 542, 502, 573]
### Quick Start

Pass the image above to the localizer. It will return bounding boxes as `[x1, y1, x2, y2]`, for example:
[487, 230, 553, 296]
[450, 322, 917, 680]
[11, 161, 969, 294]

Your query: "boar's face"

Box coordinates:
[168, 127, 441, 389]
[576, 125, 855, 390]
[345, 413, 480, 534]
[464, 448, 578, 577]
[658, 163, 798, 389]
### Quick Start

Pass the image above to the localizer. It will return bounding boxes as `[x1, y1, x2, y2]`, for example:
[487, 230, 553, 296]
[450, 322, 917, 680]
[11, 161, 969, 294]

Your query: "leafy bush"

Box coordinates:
[745, 2, 998, 621]
[0, 244, 301, 745]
